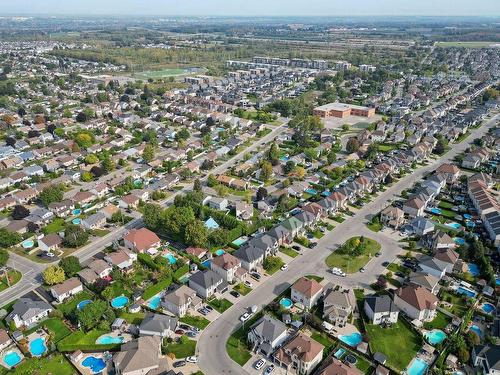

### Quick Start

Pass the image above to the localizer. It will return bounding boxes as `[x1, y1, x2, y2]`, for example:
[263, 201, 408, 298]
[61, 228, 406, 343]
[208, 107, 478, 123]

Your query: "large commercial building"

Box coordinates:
[251, 56, 328, 70]
[313, 102, 375, 118]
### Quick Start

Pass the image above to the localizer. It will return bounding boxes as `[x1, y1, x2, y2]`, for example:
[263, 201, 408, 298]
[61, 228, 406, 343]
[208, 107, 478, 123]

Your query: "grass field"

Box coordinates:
[435, 41, 499, 48]
[133, 68, 188, 79]
[325, 237, 381, 273]
[164, 336, 197, 358]
[10, 354, 74, 375]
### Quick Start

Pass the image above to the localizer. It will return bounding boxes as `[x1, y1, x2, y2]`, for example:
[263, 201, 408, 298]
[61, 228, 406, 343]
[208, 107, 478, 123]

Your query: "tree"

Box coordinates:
[90, 166, 105, 178]
[81, 171, 93, 182]
[293, 166, 306, 180]
[12, 205, 30, 220]
[75, 111, 88, 123]
[76, 300, 115, 332]
[59, 256, 81, 277]
[142, 144, 155, 163]
[260, 161, 273, 182]
[5, 137, 16, 147]
[39, 185, 63, 207]
[63, 224, 89, 248]
[284, 160, 296, 175]
[0, 249, 9, 267]
[74, 131, 94, 148]
[176, 128, 190, 141]
[42, 265, 66, 285]
[143, 203, 163, 231]
[346, 138, 360, 153]
[193, 178, 202, 192]
[263, 256, 283, 272]
[101, 157, 115, 173]
[184, 220, 208, 247]
[0, 229, 21, 248]
[162, 206, 195, 236]
[84, 154, 99, 165]
[256, 187, 268, 201]
[433, 138, 446, 155]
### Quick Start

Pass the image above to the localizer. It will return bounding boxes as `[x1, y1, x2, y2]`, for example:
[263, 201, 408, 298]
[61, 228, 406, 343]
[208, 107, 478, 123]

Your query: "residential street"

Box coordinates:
[197, 113, 499, 375]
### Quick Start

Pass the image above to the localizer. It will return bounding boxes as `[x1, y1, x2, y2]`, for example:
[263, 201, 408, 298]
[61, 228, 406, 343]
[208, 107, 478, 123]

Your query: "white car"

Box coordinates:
[280, 264, 288, 271]
[244, 280, 253, 288]
[186, 356, 198, 363]
[254, 358, 266, 370]
[239, 312, 251, 322]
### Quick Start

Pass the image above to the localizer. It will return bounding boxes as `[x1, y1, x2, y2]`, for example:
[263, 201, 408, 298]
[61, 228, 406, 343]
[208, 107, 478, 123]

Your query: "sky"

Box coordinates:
[1, 0, 499, 17]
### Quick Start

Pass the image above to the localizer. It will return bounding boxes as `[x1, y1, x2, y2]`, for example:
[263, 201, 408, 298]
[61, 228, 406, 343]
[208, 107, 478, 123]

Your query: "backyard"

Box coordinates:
[325, 237, 381, 273]
[4, 354, 74, 375]
[423, 311, 452, 330]
[57, 329, 120, 352]
[26, 318, 72, 343]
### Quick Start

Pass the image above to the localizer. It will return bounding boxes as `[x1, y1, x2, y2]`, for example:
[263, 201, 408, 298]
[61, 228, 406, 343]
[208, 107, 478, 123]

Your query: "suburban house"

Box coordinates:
[394, 285, 438, 322]
[408, 272, 440, 294]
[322, 284, 356, 327]
[410, 217, 435, 236]
[274, 333, 325, 375]
[82, 212, 107, 230]
[118, 194, 140, 209]
[139, 312, 178, 338]
[436, 163, 460, 184]
[364, 295, 399, 325]
[104, 249, 137, 272]
[291, 277, 323, 310]
[50, 278, 84, 303]
[88, 259, 113, 278]
[6, 298, 53, 328]
[0, 329, 12, 351]
[38, 233, 63, 253]
[433, 248, 460, 273]
[114, 336, 167, 375]
[188, 269, 228, 299]
[247, 315, 289, 356]
[380, 206, 405, 229]
[161, 285, 202, 317]
[472, 344, 500, 375]
[234, 245, 265, 271]
[77, 268, 100, 286]
[123, 228, 161, 254]
[403, 197, 426, 218]
[317, 358, 363, 375]
[417, 255, 448, 279]
[423, 231, 455, 251]
[210, 253, 247, 283]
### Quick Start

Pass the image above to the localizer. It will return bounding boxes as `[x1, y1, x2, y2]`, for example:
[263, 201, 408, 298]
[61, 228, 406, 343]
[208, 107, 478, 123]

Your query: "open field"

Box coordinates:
[132, 68, 192, 79]
[435, 41, 499, 48]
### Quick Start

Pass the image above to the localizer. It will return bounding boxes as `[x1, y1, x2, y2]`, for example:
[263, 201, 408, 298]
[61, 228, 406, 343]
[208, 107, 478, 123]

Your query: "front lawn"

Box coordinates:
[233, 283, 252, 296]
[325, 237, 381, 274]
[365, 320, 422, 371]
[164, 336, 196, 358]
[280, 246, 299, 258]
[366, 221, 382, 232]
[13, 354, 74, 375]
[226, 327, 252, 366]
[207, 298, 233, 313]
[263, 256, 284, 275]
[179, 315, 210, 329]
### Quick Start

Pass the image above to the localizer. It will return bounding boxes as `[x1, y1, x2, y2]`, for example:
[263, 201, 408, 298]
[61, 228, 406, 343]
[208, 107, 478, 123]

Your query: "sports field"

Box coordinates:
[133, 68, 188, 79]
[435, 41, 499, 48]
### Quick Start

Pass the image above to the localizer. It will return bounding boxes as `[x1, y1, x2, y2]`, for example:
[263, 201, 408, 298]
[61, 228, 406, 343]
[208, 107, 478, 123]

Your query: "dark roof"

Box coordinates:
[364, 295, 399, 314]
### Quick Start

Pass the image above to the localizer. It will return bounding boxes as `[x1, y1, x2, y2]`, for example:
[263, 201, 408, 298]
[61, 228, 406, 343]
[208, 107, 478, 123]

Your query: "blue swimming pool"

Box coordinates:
[279, 298, 293, 309]
[470, 324, 483, 337]
[111, 295, 129, 309]
[3, 351, 21, 367]
[77, 299, 92, 310]
[321, 191, 332, 197]
[466, 221, 476, 228]
[163, 253, 177, 265]
[334, 348, 346, 359]
[82, 356, 106, 374]
[496, 277, 500, 286]
[481, 303, 496, 314]
[148, 294, 162, 310]
[407, 358, 428, 375]
[96, 335, 124, 345]
[430, 208, 442, 215]
[445, 222, 461, 230]
[424, 329, 447, 345]
[454, 237, 466, 245]
[72, 209, 82, 216]
[305, 188, 318, 195]
[29, 338, 47, 357]
[339, 332, 362, 347]
[21, 239, 34, 249]
[456, 286, 477, 298]
[232, 237, 247, 247]
[463, 214, 472, 220]
[215, 249, 225, 256]
[468, 263, 480, 276]
[72, 218, 81, 225]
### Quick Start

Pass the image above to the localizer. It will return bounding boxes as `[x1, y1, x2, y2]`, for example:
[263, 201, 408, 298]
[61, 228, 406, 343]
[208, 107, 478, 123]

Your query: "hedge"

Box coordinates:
[142, 276, 172, 300]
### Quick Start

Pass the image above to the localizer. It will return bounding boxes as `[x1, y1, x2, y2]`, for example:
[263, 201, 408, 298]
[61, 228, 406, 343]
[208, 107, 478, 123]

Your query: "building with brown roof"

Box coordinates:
[317, 358, 362, 375]
[123, 228, 161, 254]
[274, 333, 324, 375]
[394, 284, 438, 322]
[436, 163, 460, 184]
[291, 277, 323, 309]
[380, 206, 405, 229]
[38, 233, 63, 253]
[50, 278, 83, 303]
[113, 336, 166, 375]
[210, 253, 247, 283]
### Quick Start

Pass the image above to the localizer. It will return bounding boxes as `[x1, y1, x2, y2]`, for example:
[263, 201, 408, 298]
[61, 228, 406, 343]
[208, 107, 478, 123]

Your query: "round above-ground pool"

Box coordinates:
[470, 324, 483, 337]
[72, 209, 82, 216]
[279, 298, 293, 309]
[424, 329, 447, 345]
[77, 300, 92, 310]
[21, 239, 34, 249]
[29, 337, 47, 357]
[481, 303, 496, 314]
[96, 335, 124, 345]
[72, 218, 81, 225]
[339, 332, 362, 347]
[3, 351, 21, 367]
[111, 295, 129, 309]
[344, 354, 357, 364]
[82, 356, 106, 373]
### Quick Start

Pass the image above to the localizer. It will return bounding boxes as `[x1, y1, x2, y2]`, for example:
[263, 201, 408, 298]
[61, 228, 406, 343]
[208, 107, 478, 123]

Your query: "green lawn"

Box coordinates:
[119, 311, 145, 325]
[42, 218, 66, 234]
[207, 298, 233, 313]
[142, 277, 172, 300]
[435, 41, 498, 48]
[233, 283, 252, 296]
[423, 311, 452, 330]
[57, 329, 119, 352]
[310, 329, 335, 350]
[438, 201, 454, 209]
[440, 290, 469, 316]
[0, 270, 21, 292]
[263, 257, 284, 275]
[57, 290, 95, 317]
[325, 237, 381, 274]
[164, 336, 196, 358]
[366, 221, 382, 232]
[41, 318, 72, 342]
[387, 262, 410, 276]
[179, 315, 210, 329]
[12, 354, 74, 375]
[226, 327, 252, 366]
[134, 68, 187, 79]
[365, 320, 422, 371]
[280, 246, 299, 258]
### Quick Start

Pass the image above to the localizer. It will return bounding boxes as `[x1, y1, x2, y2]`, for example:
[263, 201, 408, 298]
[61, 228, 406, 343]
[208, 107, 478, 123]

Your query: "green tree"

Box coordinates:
[142, 144, 155, 163]
[59, 256, 81, 277]
[81, 171, 93, 182]
[346, 138, 361, 153]
[43, 265, 66, 285]
[260, 161, 273, 182]
[143, 203, 163, 231]
[102, 156, 115, 173]
[74, 131, 94, 148]
[84, 154, 99, 165]
[76, 300, 115, 332]
[184, 220, 208, 247]
[63, 224, 89, 248]
[0, 249, 9, 267]
[39, 185, 64, 207]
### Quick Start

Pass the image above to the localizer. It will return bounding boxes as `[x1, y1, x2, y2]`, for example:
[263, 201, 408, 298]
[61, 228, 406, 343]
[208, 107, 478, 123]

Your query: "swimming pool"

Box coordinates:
[72, 209, 82, 216]
[21, 239, 34, 249]
[72, 218, 81, 225]
[456, 286, 477, 298]
[111, 295, 129, 309]
[279, 298, 293, 309]
[424, 329, 447, 345]
[305, 188, 318, 195]
[334, 348, 346, 359]
[481, 303, 496, 314]
[430, 208, 442, 215]
[496, 277, 500, 286]
[163, 253, 177, 265]
[467, 263, 480, 276]
[463, 214, 472, 220]
[3, 351, 21, 367]
[407, 358, 428, 375]
[82, 356, 106, 374]
[148, 294, 162, 310]
[232, 237, 247, 247]
[339, 332, 362, 347]
[201, 260, 211, 268]
[77, 300, 92, 310]
[445, 222, 461, 230]
[466, 221, 476, 228]
[215, 249, 225, 256]
[470, 324, 483, 337]
[321, 191, 332, 197]
[29, 337, 47, 357]
[454, 237, 466, 245]
[96, 335, 124, 345]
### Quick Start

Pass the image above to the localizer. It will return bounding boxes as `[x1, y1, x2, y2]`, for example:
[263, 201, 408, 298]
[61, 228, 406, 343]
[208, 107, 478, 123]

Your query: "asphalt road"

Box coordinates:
[197, 113, 499, 375]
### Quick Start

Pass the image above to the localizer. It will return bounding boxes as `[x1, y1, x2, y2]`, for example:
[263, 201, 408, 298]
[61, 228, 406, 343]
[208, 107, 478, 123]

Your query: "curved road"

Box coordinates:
[198, 114, 499, 375]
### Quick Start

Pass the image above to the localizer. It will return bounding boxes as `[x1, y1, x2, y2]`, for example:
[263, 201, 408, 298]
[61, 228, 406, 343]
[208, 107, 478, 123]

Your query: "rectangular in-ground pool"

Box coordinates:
[407, 358, 428, 375]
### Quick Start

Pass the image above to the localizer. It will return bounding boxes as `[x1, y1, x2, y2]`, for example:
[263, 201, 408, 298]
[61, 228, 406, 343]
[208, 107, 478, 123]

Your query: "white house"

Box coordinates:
[394, 285, 438, 322]
[364, 295, 399, 325]
[291, 277, 323, 310]
[50, 278, 84, 303]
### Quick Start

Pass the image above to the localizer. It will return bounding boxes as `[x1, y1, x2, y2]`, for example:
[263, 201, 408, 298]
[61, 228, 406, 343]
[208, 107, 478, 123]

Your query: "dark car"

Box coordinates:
[292, 245, 301, 251]
[230, 290, 241, 298]
[382, 261, 390, 267]
[186, 331, 197, 338]
[173, 360, 186, 368]
[198, 308, 209, 316]
[204, 305, 213, 312]
[175, 329, 185, 335]
[396, 271, 406, 278]
[179, 324, 191, 331]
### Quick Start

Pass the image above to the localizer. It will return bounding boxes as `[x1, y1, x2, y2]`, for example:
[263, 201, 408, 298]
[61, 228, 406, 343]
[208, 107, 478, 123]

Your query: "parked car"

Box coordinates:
[230, 290, 241, 298]
[244, 280, 253, 288]
[186, 331, 197, 338]
[254, 358, 266, 370]
[375, 252, 382, 257]
[264, 364, 275, 374]
[250, 271, 262, 281]
[292, 245, 301, 251]
[179, 324, 191, 331]
[186, 356, 198, 363]
[204, 305, 213, 312]
[359, 267, 366, 273]
[382, 261, 390, 267]
[175, 329, 185, 335]
[198, 308, 209, 316]
[190, 327, 200, 333]
[280, 264, 288, 271]
[239, 312, 251, 322]
[173, 360, 186, 368]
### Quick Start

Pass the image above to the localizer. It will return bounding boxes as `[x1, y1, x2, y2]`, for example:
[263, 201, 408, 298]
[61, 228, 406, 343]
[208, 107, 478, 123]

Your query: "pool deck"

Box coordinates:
[71, 352, 112, 375]
[26, 331, 49, 356]
[95, 331, 132, 344]
[0, 345, 24, 369]
[334, 323, 360, 337]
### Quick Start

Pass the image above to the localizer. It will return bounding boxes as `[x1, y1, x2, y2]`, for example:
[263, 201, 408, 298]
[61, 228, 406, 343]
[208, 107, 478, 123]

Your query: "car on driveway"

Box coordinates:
[230, 290, 240, 298]
[197, 308, 209, 316]
[375, 252, 382, 257]
[175, 329, 185, 335]
[179, 324, 191, 331]
[186, 356, 198, 363]
[292, 245, 301, 251]
[173, 360, 186, 368]
[264, 364, 275, 374]
[254, 358, 266, 370]
[244, 280, 253, 288]
[250, 271, 262, 281]
[186, 331, 197, 338]
[204, 305, 213, 312]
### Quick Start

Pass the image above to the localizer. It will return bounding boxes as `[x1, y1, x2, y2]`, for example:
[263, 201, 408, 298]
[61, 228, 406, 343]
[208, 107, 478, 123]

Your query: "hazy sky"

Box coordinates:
[2, 0, 499, 16]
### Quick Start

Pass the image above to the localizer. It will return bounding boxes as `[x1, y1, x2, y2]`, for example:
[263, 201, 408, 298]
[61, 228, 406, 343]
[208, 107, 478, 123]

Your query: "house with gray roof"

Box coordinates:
[473, 344, 500, 375]
[113, 336, 167, 375]
[234, 245, 265, 271]
[364, 295, 399, 325]
[138, 312, 178, 338]
[418, 255, 448, 279]
[188, 269, 228, 299]
[248, 315, 289, 356]
[6, 298, 53, 329]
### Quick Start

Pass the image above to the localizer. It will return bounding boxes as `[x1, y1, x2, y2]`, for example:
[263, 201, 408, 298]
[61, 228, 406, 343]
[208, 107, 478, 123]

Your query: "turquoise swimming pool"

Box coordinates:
[96, 335, 124, 345]
[72, 209, 82, 216]
[470, 324, 483, 337]
[232, 237, 247, 247]
[77, 299, 92, 310]
[407, 358, 428, 375]
[29, 337, 47, 357]
[72, 218, 81, 225]
[215, 249, 225, 256]
[163, 253, 177, 265]
[424, 329, 447, 345]
[454, 237, 465, 245]
[333, 348, 346, 359]
[339, 332, 362, 347]
[111, 295, 129, 309]
[82, 356, 106, 373]
[445, 222, 461, 230]
[148, 294, 162, 309]
[21, 239, 34, 249]
[279, 298, 293, 309]
[456, 286, 477, 298]
[3, 351, 21, 367]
